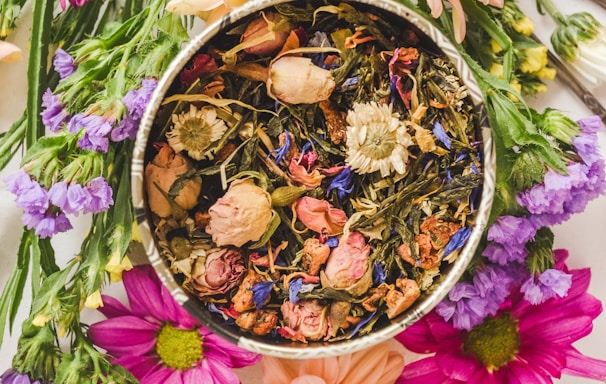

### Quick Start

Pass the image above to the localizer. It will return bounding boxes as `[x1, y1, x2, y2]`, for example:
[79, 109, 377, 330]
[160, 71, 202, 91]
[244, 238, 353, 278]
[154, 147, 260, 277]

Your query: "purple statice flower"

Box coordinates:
[521, 268, 572, 305]
[68, 113, 113, 152]
[48, 181, 91, 216]
[4, 171, 49, 214]
[573, 132, 601, 165]
[22, 210, 73, 238]
[267, 130, 291, 164]
[326, 166, 354, 200]
[41, 89, 70, 132]
[288, 278, 303, 304]
[111, 79, 157, 142]
[482, 242, 528, 265]
[432, 120, 452, 150]
[578, 115, 604, 134]
[472, 264, 514, 315]
[83, 177, 113, 213]
[1, 369, 45, 384]
[53, 48, 76, 79]
[486, 215, 537, 246]
[435, 282, 488, 331]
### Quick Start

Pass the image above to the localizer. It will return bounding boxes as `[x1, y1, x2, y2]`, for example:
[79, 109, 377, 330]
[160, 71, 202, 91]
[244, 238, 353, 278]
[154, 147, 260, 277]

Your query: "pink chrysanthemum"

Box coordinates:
[88, 265, 260, 383]
[396, 249, 606, 383]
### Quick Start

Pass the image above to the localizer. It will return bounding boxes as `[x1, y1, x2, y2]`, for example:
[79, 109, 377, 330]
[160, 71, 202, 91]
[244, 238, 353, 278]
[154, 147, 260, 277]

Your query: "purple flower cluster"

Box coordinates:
[111, 78, 157, 142]
[435, 263, 526, 331]
[1, 369, 45, 384]
[517, 116, 606, 228]
[4, 171, 114, 238]
[482, 215, 536, 265]
[68, 113, 114, 152]
[41, 89, 70, 132]
[520, 268, 572, 305]
[53, 48, 76, 79]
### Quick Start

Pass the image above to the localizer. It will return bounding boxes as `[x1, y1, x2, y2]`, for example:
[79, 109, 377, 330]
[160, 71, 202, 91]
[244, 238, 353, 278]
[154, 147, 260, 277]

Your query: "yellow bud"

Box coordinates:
[85, 289, 104, 309]
[131, 220, 142, 243]
[32, 313, 51, 327]
[513, 17, 534, 36]
[106, 251, 133, 282]
[489, 63, 504, 79]
[490, 39, 503, 53]
[536, 67, 557, 80]
[520, 46, 548, 74]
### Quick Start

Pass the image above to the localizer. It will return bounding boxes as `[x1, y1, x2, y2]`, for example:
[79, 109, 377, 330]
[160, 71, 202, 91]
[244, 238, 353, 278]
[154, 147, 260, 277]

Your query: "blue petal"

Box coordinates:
[443, 226, 472, 257]
[251, 281, 274, 310]
[289, 278, 303, 304]
[432, 121, 452, 150]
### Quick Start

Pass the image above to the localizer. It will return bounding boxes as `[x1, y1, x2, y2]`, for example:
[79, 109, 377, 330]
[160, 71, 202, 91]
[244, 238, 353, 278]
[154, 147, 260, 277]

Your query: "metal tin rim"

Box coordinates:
[132, 0, 495, 359]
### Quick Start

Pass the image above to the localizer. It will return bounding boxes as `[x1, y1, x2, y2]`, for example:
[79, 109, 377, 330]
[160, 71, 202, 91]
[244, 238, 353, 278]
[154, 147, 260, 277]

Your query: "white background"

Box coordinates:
[1, 1, 605, 382]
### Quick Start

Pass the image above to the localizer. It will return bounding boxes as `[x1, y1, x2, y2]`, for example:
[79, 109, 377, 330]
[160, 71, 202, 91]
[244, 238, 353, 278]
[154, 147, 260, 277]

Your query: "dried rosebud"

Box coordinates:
[232, 268, 266, 313]
[206, 179, 272, 247]
[190, 247, 247, 298]
[236, 310, 279, 336]
[280, 299, 329, 342]
[241, 11, 290, 56]
[385, 278, 421, 319]
[267, 56, 336, 104]
[295, 196, 347, 235]
[321, 232, 373, 296]
[301, 238, 330, 275]
[144, 143, 201, 217]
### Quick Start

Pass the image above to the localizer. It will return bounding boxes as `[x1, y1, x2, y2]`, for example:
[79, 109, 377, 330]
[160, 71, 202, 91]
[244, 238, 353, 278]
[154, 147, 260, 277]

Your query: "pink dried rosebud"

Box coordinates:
[280, 299, 329, 342]
[321, 232, 373, 296]
[301, 238, 330, 275]
[295, 196, 347, 235]
[144, 143, 201, 217]
[206, 178, 272, 247]
[267, 56, 336, 104]
[241, 11, 290, 56]
[190, 247, 247, 298]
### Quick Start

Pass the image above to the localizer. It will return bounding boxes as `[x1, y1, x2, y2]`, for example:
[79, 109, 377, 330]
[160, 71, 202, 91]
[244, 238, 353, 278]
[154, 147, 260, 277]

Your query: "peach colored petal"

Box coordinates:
[291, 375, 327, 384]
[449, 0, 467, 43]
[427, 0, 444, 18]
[289, 158, 325, 189]
[261, 356, 301, 384]
[299, 357, 341, 383]
[295, 196, 347, 235]
[340, 342, 405, 383]
[0, 41, 22, 63]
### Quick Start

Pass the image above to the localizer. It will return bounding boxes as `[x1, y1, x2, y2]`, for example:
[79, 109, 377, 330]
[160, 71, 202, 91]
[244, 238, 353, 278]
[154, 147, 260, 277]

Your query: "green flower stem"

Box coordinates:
[537, 0, 567, 25]
[26, 0, 54, 148]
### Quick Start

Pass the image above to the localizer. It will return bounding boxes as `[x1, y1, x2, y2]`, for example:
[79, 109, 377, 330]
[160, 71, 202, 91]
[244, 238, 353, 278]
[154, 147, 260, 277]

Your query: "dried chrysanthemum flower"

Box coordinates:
[166, 104, 228, 160]
[345, 102, 413, 177]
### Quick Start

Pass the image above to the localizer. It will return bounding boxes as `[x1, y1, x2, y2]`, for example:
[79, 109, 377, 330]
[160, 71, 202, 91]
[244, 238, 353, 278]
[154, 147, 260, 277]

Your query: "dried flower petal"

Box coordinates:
[295, 196, 347, 235]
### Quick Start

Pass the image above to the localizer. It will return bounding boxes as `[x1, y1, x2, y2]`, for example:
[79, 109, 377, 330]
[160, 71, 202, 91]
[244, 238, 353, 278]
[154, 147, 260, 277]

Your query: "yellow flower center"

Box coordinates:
[167, 105, 227, 160]
[358, 123, 397, 159]
[156, 324, 203, 370]
[462, 313, 520, 371]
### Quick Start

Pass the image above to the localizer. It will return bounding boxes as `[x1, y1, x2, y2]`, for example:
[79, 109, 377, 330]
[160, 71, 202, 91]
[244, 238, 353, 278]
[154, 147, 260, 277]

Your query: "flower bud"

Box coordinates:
[267, 56, 335, 104]
[190, 247, 247, 298]
[206, 179, 273, 247]
[241, 11, 290, 56]
[320, 232, 372, 296]
[144, 143, 201, 217]
[280, 299, 329, 342]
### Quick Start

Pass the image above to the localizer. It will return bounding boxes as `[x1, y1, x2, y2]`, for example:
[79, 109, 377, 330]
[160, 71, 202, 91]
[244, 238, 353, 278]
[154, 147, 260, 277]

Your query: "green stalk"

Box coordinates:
[536, 0, 566, 25]
[26, 0, 55, 147]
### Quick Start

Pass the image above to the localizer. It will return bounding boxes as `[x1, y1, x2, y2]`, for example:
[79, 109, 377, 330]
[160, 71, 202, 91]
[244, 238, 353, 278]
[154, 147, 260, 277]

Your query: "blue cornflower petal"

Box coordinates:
[372, 263, 386, 285]
[326, 167, 354, 201]
[432, 121, 452, 150]
[268, 130, 291, 164]
[289, 278, 303, 304]
[251, 280, 275, 311]
[325, 237, 339, 248]
[443, 226, 472, 257]
[349, 311, 376, 338]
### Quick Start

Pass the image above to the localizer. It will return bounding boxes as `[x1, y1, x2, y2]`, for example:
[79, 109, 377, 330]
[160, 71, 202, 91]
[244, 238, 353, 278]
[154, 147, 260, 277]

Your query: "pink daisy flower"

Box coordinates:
[396, 249, 606, 383]
[88, 265, 260, 383]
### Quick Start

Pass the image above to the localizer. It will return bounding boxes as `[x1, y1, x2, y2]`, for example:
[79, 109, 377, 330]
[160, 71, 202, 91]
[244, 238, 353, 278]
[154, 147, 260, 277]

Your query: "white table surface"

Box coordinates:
[1, 1, 606, 382]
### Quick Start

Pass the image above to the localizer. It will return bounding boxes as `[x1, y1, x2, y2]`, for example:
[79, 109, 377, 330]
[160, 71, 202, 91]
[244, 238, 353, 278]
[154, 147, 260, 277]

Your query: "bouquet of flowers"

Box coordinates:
[1, 0, 606, 383]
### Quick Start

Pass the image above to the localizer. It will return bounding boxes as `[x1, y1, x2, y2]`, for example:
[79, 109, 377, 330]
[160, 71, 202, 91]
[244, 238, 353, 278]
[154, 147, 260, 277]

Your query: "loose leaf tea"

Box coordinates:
[144, 0, 484, 343]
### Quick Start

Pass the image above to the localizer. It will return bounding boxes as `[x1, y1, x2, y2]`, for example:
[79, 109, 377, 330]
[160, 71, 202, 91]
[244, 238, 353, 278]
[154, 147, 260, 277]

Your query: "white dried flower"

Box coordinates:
[166, 104, 228, 160]
[345, 102, 413, 177]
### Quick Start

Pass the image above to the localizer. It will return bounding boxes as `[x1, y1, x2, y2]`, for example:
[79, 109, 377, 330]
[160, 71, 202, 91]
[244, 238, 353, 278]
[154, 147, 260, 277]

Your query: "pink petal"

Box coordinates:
[449, 0, 467, 43]
[87, 316, 158, 356]
[562, 347, 606, 380]
[97, 294, 132, 318]
[113, 354, 163, 380]
[203, 357, 242, 384]
[123, 266, 171, 321]
[516, 341, 566, 378]
[435, 350, 479, 381]
[142, 367, 182, 384]
[498, 360, 551, 384]
[397, 357, 456, 384]
[203, 333, 261, 368]
[522, 315, 595, 345]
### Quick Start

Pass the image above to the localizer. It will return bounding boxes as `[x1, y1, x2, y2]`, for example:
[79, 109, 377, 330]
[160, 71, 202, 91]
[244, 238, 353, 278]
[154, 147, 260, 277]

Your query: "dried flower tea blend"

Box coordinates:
[143, 0, 485, 343]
